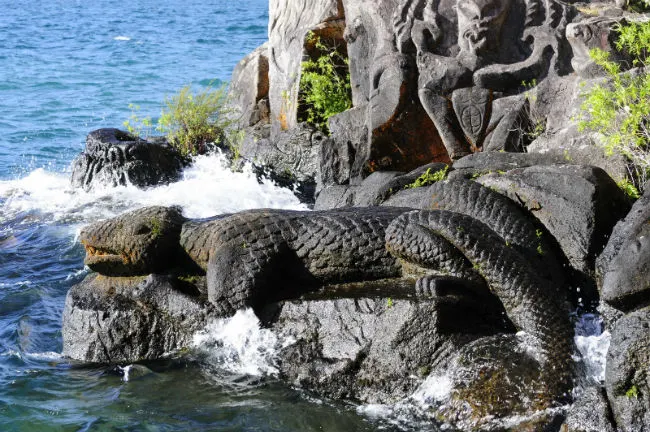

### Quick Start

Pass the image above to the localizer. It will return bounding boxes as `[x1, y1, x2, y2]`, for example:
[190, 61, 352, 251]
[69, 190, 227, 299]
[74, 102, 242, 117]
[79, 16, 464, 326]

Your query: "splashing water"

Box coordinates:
[574, 313, 611, 385]
[355, 311, 612, 429]
[0, 152, 307, 227]
[192, 309, 295, 377]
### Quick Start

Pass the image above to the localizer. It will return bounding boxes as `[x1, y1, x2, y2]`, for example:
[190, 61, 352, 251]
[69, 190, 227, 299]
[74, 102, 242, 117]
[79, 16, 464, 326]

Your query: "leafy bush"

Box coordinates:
[299, 33, 352, 132]
[578, 20, 650, 194]
[155, 84, 236, 156]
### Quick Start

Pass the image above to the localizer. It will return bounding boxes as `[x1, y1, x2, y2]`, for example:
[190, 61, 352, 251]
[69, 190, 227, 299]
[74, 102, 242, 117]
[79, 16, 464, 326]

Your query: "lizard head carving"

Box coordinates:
[80, 206, 186, 276]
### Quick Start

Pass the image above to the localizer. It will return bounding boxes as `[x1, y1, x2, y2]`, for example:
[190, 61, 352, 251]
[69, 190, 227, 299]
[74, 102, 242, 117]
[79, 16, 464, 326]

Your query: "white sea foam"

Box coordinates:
[0, 153, 307, 227]
[119, 364, 133, 382]
[24, 351, 64, 362]
[193, 309, 295, 377]
[0, 280, 32, 288]
[411, 374, 452, 406]
[113, 36, 131, 41]
[574, 313, 610, 385]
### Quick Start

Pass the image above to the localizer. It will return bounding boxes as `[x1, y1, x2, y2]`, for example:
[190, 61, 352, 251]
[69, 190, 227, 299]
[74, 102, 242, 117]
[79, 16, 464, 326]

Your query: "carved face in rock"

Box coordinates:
[456, 0, 512, 58]
[80, 206, 186, 276]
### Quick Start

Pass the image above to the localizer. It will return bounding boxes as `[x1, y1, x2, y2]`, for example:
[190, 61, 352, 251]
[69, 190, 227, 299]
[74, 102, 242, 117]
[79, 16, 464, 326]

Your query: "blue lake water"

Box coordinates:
[0, 1, 610, 430]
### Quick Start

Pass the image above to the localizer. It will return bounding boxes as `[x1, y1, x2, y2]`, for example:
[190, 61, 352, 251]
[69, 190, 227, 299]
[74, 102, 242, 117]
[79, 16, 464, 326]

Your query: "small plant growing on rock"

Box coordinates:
[123, 104, 154, 139]
[299, 32, 352, 132]
[405, 166, 449, 189]
[157, 84, 236, 156]
[150, 218, 162, 239]
[617, 178, 641, 199]
[578, 20, 650, 194]
[626, 384, 640, 398]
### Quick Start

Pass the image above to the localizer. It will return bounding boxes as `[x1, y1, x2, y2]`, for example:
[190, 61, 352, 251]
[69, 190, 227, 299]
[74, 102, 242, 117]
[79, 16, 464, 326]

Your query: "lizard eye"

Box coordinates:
[134, 224, 151, 235]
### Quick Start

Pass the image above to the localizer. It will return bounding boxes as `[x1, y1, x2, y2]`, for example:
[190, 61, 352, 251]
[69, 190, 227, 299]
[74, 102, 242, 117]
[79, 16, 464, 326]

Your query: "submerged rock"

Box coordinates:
[70, 128, 187, 191]
[62, 274, 212, 363]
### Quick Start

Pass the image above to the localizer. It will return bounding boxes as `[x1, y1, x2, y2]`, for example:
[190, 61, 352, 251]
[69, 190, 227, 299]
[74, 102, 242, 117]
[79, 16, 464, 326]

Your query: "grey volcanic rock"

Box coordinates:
[562, 386, 616, 432]
[525, 74, 629, 184]
[449, 152, 566, 180]
[314, 171, 400, 210]
[322, 106, 367, 186]
[70, 128, 186, 191]
[62, 274, 212, 363]
[260, 282, 509, 404]
[567, 16, 633, 79]
[229, 43, 270, 128]
[477, 164, 630, 278]
[315, 162, 448, 210]
[606, 307, 650, 432]
[239, 122, 324, 185]
[598, 187, 650, 311]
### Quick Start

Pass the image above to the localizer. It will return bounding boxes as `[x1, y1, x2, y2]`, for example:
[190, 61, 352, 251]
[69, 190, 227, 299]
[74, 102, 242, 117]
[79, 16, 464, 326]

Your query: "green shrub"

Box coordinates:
[299, 33, 352, 132]
[405, 166, 449, 189]
[157, 84, 236, 156]
[578, 20, 650, 193]
[123, 104, 154, 138]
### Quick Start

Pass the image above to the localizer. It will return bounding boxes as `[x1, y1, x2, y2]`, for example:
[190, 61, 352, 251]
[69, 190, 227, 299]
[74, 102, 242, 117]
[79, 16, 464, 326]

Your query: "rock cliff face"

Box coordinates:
[229, 1, 645, 197]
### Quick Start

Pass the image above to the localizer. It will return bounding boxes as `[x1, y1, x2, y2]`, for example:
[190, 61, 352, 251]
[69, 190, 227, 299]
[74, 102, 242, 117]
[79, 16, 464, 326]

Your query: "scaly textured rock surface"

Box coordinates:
[386, 209, 574, 429]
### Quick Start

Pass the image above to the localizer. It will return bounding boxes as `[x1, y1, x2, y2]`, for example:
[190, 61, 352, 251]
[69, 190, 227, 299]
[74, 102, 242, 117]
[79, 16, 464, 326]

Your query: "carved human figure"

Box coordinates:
[391, 0, 562, 159]
[396, 0, 513, 158]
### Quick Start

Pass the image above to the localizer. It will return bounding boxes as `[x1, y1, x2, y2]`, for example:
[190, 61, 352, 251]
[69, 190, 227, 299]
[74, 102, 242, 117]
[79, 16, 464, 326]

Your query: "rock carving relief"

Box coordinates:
[386, 0, 573, 159]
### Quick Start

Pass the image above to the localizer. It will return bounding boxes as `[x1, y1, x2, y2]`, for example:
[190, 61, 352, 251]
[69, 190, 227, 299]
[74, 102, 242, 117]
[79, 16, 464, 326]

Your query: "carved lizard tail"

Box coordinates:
[386, 209, 574, 400]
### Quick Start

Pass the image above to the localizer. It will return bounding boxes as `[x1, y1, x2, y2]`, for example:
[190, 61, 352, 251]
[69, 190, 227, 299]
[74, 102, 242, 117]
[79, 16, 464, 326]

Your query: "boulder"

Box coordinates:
[70, 128, 186, 191]
[314, 162, 448, 209]
[605, 307, 650, 432]
[62, 274, 212, 363]
[561, 386, 616, 432]
[524, 74, 629, 184]
[260, 280, 510, 404]
[228, 43, 270, 128]
[598, 187, 650, 311]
